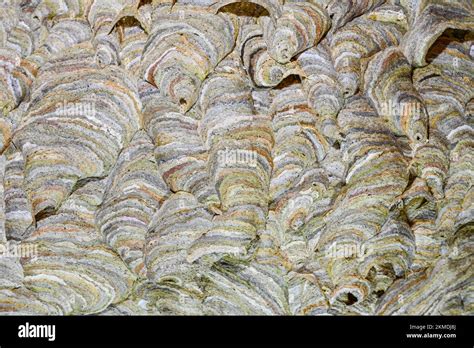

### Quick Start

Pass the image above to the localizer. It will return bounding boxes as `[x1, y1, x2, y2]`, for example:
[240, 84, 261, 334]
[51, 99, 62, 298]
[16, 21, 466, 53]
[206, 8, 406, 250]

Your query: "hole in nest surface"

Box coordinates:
[217, 2, 269, 17]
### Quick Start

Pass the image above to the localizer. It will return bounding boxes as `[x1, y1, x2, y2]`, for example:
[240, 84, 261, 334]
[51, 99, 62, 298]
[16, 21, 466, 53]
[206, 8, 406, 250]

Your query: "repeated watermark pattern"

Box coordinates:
[325, 242, 367, 259]
[55, 100, 96, 117]
[0, 241, 38, 259]
[379, 100, 421, 119]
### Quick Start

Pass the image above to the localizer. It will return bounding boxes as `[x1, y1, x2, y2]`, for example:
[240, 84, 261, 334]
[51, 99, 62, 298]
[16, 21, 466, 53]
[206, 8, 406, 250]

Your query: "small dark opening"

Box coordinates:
[35, 206, 57, 222]
[138, 0, 153, 7]
[217, 3, 269, 17]
[342, 292, 358, 306]
[426, 29, 470, 63]
[375, 290, 385, 298]
[274, 74, 301, 89]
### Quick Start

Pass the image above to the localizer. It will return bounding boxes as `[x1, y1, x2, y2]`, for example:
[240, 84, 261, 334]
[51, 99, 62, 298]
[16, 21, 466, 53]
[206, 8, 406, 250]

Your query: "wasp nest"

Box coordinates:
[0, 0, 472, 315]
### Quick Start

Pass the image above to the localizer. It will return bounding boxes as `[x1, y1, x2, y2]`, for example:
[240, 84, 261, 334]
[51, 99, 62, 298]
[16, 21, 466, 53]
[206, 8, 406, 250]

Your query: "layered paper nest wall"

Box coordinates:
[0, 0, 472, 315]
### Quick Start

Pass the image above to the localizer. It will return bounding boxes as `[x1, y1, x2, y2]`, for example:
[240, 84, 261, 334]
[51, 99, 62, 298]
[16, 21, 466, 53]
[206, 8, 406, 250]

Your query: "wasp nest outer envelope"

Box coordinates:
[0, 0, 472, 315]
